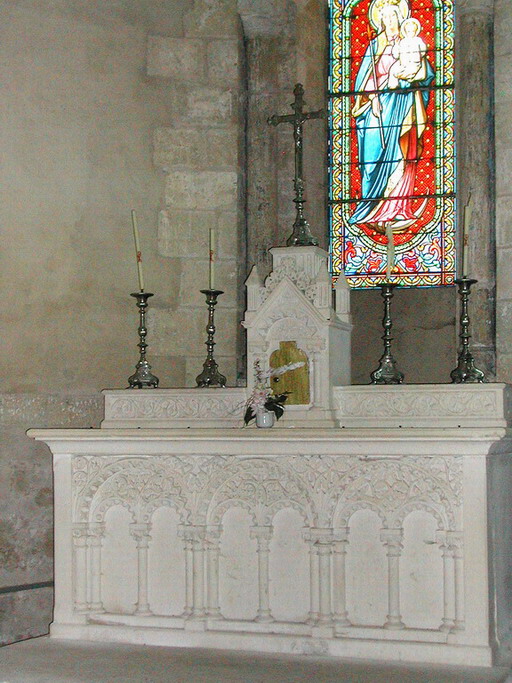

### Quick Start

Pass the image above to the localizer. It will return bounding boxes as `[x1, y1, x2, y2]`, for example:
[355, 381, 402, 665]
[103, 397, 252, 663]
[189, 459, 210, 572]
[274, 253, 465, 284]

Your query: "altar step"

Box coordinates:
[0, 637, 510, 683]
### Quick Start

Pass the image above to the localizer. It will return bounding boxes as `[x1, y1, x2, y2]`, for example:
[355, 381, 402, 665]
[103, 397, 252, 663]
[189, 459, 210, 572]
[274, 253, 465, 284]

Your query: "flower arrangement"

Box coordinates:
[243, 359, 305, 426]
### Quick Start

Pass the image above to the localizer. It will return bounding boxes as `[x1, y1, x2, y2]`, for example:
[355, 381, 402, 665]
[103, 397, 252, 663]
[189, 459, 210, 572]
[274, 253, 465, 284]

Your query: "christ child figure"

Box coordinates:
[388, 17, 427, 89]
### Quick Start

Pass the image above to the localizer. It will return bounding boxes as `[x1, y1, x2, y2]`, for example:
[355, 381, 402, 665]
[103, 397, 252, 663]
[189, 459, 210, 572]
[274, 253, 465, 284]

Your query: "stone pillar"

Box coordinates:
[239, 4, 297, 277]
[205, 525, 223, 620]
[447, 532, 465, 631]
[332, 528, 351, 627]
[495, 0, 512, 381]
[130, 523, 152, 616]
[436, 531, 456, 633]
[458, 0, 496, 377]
[250, 525, 274, 623]
[87, 523, 105, 613]
[381, 529, 405, 630]
[72, 524, 89, 612]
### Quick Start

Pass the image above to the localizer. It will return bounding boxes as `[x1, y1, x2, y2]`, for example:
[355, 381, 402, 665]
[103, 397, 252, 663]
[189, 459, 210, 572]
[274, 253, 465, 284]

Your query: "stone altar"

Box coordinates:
[27, 248, 512, 668]
[29, 382, 512, 667]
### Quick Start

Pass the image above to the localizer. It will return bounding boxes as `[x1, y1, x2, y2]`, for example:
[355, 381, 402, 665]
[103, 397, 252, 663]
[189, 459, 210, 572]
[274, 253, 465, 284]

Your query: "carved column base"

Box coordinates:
[255, 611, 274, 623]
[89, 603, 105, 613]
[384, 616, 405, 630]
[207, 609, 224, 621]
[440, 618, 455, 633]
[333, 613, 351, 627]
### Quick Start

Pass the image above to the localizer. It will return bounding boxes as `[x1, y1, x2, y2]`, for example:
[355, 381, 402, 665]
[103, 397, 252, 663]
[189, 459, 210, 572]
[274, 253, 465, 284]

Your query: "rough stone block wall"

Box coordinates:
[495, 0, 512, 382]
[0, 0, 190, 645]
[149, 3, 245, 386]
[0, 395, 103, 645]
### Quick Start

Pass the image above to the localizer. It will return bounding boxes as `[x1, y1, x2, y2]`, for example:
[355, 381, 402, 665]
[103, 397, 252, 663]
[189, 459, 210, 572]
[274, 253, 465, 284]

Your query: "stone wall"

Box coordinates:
[0, 0, 191, 645]
[0, 394, 103, 645]
[495, 0, 512, 382]
[149, 0, 245, 385]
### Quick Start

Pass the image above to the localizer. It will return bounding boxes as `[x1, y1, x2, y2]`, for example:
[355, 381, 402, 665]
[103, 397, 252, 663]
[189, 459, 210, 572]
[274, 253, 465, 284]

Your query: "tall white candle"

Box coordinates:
[385, 222, 394, 281]
[131, 209, 145, 292]
[462, 194, 472, 277]
[209, 229, 215, 289]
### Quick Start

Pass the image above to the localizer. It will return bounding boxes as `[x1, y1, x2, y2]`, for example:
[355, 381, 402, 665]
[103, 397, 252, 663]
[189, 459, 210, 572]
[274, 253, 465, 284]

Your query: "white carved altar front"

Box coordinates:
[30, 383, 512, 668]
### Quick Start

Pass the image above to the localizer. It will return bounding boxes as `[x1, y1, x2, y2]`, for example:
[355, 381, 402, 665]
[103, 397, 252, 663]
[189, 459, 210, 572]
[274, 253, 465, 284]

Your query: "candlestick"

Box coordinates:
[131, 209, 145, 292]
[462, 194, 471, 277]
[209, 229, 215, 290]
[450, 278, 486, 383]
[128, 291, 159, 389]
[370, 283, 404, 384]
[196, 289, 226, 388]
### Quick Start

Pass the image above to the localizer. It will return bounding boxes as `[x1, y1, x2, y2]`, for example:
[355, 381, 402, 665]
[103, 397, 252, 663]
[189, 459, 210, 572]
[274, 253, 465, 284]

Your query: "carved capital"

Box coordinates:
[446, 531, 464, 557]
[205, 525, 223, 543]
[305, 528, 334, 545]
[179, 525, 206, 545]
[72, 524, 89, 546]
[130, 523, 151, 547]
[332, 527, 350, 545]
[250, 526, 273, 549]
[87, 523, 105, 545]
[380, 528, 403, 555]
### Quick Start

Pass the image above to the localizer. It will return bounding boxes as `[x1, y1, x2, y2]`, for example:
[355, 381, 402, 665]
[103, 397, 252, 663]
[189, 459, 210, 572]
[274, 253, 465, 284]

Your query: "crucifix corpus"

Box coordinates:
[268, 83, 325, 247]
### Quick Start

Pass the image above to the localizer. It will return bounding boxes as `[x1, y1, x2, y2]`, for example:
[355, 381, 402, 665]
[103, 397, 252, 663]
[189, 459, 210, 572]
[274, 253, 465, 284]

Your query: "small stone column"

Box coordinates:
[332, 528, 351, 627]
[130, 523, 152, 616]
[87, 523, 105, 613]
[316, 535, 334, 626]
[447, 531, 465, 631]
[381, 529, 405, 630]
[191, 526, 207, 620]
[72, 524, 89, 612]
[303, 530, 320, 624]
[436, 531, 456, 633]
[312, 352, 322, 406]
[250, 526, 274, 623]
[205, 525, 223, 620]
[181, 533, 194, 618]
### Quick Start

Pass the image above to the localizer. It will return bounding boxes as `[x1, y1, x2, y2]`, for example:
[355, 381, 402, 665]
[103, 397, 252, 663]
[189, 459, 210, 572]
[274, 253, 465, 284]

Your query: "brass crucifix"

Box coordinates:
[268, 83, 325, 246]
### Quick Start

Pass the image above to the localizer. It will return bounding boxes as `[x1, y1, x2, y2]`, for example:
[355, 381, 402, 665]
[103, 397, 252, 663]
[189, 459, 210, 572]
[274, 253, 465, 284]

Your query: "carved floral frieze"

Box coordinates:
[73, 452, 462, 531]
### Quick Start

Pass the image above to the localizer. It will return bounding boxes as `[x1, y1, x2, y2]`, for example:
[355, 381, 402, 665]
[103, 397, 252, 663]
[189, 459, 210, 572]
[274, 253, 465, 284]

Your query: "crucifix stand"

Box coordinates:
[268, 83, 325, 247]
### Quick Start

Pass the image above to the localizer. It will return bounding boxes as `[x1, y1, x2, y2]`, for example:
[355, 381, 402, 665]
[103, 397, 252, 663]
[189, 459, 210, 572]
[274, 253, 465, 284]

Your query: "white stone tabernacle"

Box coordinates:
[28, 248, 512, 669]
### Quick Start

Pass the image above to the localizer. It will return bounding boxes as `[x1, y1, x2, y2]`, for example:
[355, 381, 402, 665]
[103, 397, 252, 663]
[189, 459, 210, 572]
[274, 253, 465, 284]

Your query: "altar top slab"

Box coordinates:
[28, 426, 512, 457]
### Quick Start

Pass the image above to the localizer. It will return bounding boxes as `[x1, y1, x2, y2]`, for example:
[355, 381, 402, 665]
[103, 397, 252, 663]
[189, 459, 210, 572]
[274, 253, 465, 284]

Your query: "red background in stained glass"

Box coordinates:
[348, 0, 437, 249]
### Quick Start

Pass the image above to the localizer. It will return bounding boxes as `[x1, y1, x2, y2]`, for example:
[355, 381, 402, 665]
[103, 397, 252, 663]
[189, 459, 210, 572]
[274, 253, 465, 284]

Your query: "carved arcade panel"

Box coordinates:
[71, 452, 462, 633]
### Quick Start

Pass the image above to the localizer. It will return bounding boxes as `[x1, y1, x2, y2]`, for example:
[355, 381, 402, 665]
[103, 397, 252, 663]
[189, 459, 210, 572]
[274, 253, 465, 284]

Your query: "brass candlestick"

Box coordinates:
[196, 289, 226, 387]
[128, 292, 159, 389]
[370, 283, 404, 384]
[450, 278, 486, 383]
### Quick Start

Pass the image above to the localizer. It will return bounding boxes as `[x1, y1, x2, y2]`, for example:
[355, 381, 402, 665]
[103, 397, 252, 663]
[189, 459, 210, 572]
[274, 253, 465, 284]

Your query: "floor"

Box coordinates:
[0, 638, 510, 683]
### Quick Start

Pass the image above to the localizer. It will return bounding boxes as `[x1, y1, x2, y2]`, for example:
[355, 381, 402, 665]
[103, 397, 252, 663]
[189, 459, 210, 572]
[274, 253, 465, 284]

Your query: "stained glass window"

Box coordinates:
[329, 0, 455, 288]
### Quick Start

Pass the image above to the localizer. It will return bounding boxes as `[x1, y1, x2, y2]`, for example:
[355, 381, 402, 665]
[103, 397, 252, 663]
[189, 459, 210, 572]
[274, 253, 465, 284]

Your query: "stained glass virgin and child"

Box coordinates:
[329, 0, 456, 288]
